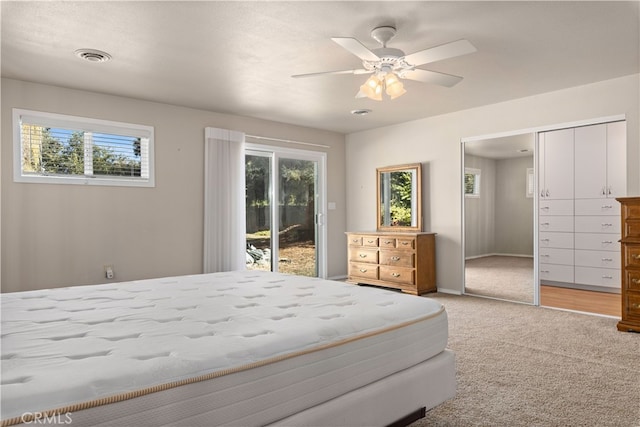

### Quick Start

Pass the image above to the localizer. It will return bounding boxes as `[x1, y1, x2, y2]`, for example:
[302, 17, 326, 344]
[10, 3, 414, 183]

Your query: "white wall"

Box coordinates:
[346, 74, 639, 294]
[1, 78, 347, 292]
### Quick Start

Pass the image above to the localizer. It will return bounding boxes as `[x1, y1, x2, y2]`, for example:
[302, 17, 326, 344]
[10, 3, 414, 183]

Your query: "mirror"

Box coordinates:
[463, 134, 535, 304]
[377, 163, 422, 231]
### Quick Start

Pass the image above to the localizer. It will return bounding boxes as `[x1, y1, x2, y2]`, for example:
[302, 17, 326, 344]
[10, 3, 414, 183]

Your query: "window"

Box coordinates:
[13, 109, 154, 187]
[464, 167, 481, 197]
[526, 168, 534, 198]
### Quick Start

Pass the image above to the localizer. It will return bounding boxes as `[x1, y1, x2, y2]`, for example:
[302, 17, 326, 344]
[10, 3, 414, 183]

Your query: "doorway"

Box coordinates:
[462, 133, 536, 304]
[244, 144, 326, 278]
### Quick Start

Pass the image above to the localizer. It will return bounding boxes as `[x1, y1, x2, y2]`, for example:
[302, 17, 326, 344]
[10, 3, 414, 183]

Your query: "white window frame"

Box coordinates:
[13, 109, 155, 187]
[526, 167, 535, 198]
[464, 167, 481, 198]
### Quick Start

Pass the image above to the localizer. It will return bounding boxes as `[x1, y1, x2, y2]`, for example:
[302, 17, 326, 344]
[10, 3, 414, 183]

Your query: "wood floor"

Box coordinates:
[540, 285, 621, 317]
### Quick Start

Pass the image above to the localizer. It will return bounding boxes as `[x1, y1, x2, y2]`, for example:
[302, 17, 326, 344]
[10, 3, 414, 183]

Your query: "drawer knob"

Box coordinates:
[367, 240, 375, 243]
[602, 205, 613, 209]
[632, 278, 640, 284]
[359, 254, 367, 258]
[633, 254, 640, 260]
[359, 268, 368, 273]
[541, 270, 550, 273]
[601, 223, 613, 227]
[541, 222, 550, 226]
[391, 273, 401, 278]
[541, 239, 550, 242]
[602, 275, 613, 279]
[601, 258, 613, 262]
[383, 240, 393, 244]
[602, 241, 613, 244]
[391, 256, 401, 261]
[352, 239, 359, 243]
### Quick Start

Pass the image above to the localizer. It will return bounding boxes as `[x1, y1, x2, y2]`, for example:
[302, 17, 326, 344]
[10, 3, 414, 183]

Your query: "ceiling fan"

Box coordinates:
[292, 26, 477, 100]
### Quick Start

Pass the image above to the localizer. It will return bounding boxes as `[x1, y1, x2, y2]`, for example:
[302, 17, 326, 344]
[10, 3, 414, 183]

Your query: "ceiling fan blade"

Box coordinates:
[292, 69, 371, 78]
[404, 39, 477, 66]
[331, 37, 380, 62]
[402, 69, 464, 87]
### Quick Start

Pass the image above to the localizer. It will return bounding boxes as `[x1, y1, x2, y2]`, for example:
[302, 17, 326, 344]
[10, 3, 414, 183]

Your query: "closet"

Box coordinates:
[538, 121, 626, 292]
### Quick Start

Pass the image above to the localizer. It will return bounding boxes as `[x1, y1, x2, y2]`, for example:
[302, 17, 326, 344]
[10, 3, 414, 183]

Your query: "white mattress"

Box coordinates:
[1, 271, 449, 426]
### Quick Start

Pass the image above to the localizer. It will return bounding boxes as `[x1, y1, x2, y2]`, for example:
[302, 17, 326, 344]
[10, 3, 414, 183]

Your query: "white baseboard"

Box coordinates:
[465, 253, 534, 261]
[435, 288, 462, 295]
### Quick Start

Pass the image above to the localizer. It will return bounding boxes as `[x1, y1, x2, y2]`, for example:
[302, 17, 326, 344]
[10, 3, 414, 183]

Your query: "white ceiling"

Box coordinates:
[2, 1, 638, 134]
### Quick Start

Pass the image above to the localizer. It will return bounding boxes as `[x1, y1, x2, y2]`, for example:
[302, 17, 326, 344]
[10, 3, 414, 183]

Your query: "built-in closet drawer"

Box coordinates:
[539, 216, 573, 232]
[539, 200, 574, 216]
[574, 250, 620, 269]
[539, 248, 573, 266]
[539, 232, 573, 249]
[575, 267, 620, 289]
[539, 264, 574, 283]
[574, 199, 620, 216]
[574, 233, 619, 251]
[575, 216, 620, 234]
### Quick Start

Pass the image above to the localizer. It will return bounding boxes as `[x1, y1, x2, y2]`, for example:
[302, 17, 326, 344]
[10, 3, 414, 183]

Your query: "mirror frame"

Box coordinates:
[376, 163, 422, 232]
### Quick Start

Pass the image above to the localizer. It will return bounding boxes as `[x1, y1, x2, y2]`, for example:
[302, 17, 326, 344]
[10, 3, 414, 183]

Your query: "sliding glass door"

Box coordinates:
[245, 145, 326, 277]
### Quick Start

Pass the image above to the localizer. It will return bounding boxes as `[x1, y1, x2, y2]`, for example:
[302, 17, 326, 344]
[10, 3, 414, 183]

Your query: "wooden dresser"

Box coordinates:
[617, 197, 640, 332]
[345, 231, 436, 295]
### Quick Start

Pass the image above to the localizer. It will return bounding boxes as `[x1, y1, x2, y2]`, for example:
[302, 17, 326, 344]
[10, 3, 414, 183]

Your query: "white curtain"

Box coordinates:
[203, 127, 246, 273]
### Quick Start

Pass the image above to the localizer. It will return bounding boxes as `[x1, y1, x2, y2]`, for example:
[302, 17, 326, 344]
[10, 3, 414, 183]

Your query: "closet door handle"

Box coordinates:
[545, 190, 550, 197]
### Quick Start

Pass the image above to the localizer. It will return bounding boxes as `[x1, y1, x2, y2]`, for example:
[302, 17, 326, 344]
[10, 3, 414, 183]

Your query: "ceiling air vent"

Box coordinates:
[74, 49, 112, 63]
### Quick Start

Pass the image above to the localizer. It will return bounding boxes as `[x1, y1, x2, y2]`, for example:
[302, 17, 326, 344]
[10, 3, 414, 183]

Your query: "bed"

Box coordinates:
[1, 270, 455, 426]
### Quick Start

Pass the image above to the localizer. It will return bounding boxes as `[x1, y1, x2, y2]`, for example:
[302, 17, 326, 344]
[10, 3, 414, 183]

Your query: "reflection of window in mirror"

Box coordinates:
[526, 168, 534, 198]
[464, 167, 481, 197]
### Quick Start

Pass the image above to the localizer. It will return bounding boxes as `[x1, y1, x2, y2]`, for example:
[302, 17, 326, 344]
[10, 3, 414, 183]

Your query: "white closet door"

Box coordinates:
[542, 128, 574, 200]
[606, 121, 627, 198]
[575, 124, 607, 199]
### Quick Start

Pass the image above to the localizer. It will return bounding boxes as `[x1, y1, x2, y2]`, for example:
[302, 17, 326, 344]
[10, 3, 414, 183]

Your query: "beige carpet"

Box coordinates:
[465, 256, 534, 303]
[412, 294, 639, 427]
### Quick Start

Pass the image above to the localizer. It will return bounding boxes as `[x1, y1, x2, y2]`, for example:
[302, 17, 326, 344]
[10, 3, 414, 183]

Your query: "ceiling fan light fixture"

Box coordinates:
[357, 75, 383, 101]
[384, 72, 406, 99]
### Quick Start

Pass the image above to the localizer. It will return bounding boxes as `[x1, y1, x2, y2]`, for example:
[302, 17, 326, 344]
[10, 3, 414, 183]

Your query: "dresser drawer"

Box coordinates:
[623, 293, 640, 319]
[625, 270, 640, 292]
[362, 236, 379, 247]
[539, 248, 573, 266]
[623, 220, 640, 239]
[623, 203, 640, 220]
[574, 233, 619, 251]
[379, 265, 415, 286]
[574, 199, 620, 216]
[539, 232, 573, 249]
[349, 263, 378, 281]
[396, 238, 415, 249]
[539, 200, 573, 216]
[348, 248, 378, 264]
[347, 235, 363, 246]
[539, 216, 573, 232]
[379, 250, 415, 268]
[575, 267, 620, 289]
[624, 245, 640, 268]
[574, 250, 620, 269]
[378, 237, 396, 248]
[575, 216, 620, 233]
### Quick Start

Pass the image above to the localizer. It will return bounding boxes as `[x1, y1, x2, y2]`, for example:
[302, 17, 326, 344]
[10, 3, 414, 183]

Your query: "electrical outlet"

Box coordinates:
[104, 265, 114, 279]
